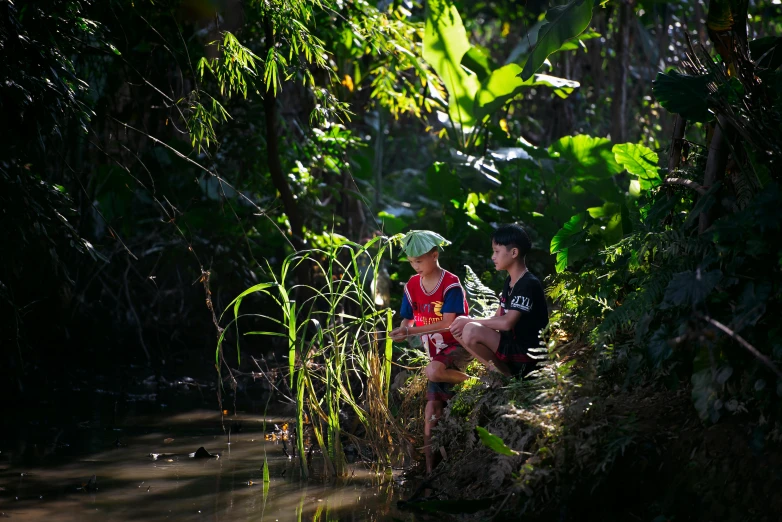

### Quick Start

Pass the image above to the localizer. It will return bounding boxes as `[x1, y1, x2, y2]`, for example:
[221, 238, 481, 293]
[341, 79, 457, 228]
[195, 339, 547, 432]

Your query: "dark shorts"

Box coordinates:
[426, 346, 472, 402]
[496, 332, 538, 378]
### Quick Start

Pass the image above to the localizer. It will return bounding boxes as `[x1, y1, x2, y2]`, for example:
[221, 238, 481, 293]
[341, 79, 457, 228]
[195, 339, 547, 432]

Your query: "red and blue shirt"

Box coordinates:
[401, 270, 468, 359]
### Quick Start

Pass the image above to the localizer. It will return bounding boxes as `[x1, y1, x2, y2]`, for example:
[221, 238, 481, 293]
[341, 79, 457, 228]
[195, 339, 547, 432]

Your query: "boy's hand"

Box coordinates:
[389, 327, 408, 341]
[449, 316, 470, 338]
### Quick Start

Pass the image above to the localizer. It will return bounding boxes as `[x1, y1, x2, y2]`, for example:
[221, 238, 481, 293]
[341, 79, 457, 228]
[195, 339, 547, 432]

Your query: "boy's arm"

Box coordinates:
[390, 289, 415, 340]
[453, 278, 537, 336]
[470, 310, 520, 331]
[406, 284, 465, 335]
[450, 309, 520, 336]
[391, 285, 463, 340]
[404, 312, 457, 336]
[392, 315, 454, 340]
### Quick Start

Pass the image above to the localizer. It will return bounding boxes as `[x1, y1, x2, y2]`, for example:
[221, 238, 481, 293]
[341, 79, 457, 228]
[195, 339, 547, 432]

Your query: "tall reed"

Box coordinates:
[217, 235, 409, 477]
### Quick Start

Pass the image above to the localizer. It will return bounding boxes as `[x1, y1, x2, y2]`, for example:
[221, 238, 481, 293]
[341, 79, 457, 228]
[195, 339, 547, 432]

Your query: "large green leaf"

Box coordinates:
[400, 230, 452, 257]
[556, 29, 601, 51]
[653, 71, 713, 122]
[533, 74, 581, 99]
[648, 326, 673, 367]
[550, 212, 591, 272]
[613, 143, 660, 190]
[461, 46, 494, 81]
[521, 0, 595, 81]
[476, 426, 519, 456]
[549, 135, 622, 179]
[588, 202, 624, 245]
[661, 270, 722, 308]
[473, 64, 579, 123]
[423, 0, 481, 127]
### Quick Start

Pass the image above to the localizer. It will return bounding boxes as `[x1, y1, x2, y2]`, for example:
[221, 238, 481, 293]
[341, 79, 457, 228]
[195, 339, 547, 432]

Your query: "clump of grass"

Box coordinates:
[217, 235, 411, 477]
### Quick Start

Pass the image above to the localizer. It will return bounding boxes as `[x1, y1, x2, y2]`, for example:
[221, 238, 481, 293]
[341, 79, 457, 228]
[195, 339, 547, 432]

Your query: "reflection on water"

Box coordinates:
[0, 410, 424, 521]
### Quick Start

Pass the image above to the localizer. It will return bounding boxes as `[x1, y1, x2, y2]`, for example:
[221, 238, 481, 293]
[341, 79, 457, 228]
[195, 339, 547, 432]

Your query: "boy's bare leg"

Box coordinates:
[425, 361, 468, 384]
[453, 322, 512, 376]
[424, 400, 445, 474]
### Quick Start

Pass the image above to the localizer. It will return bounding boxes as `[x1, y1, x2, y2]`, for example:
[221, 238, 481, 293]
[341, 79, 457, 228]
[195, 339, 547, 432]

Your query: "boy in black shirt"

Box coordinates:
[450, 224, 548, 377]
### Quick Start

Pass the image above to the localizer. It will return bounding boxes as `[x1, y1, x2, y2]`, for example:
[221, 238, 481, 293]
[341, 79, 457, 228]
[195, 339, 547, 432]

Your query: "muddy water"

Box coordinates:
[0, 410, 424, 521]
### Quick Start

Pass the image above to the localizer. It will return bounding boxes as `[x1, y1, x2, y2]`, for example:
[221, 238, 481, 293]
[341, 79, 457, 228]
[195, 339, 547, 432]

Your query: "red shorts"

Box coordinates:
[431, 345, 472, 370]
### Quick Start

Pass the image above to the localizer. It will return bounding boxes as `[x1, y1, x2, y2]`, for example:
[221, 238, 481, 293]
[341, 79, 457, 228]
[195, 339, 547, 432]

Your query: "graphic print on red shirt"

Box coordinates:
[402, 270, 468, 359]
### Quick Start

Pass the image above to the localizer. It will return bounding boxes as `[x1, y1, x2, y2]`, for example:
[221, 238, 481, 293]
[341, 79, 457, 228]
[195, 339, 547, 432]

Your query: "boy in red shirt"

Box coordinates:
[390, 230, 471, 474]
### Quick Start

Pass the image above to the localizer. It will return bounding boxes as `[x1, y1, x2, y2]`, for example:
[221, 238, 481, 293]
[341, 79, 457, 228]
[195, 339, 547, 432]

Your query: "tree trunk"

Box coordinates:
[668, 115, 687, 174]
[373, 109, 384, 209]
[611, 0, 633, 143]
[263, 18, 306, 252]
[699, 116, 730, 234]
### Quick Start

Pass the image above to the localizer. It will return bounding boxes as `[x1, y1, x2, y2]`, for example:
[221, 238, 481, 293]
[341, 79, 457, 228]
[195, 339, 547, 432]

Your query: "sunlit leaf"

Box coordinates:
[476, 426, 519, 456]
[551, 212, 591, 273]
[423, 0, 481, 128]
[549, 135, 622, 179]
[473, 64, 580, 122]
[521, 0, 595, 81]
[461, 46, 494, 81]
[612, 143, 660, 189]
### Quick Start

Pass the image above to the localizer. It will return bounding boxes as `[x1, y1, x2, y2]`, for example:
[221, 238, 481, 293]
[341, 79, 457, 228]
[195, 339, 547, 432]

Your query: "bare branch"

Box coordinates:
[662, 177, 708, 195]
[700, 314, 782, 379]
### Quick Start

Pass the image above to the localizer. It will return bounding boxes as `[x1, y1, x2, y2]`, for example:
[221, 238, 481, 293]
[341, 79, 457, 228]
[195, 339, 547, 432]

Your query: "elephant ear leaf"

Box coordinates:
[550, 212, 591, 273]
[653, 71, 713, 122]
[613, 143, 660, 191]
[521, 0, 595, 81]
[423, 0, 481, 127]
[473, 64, 579, 123]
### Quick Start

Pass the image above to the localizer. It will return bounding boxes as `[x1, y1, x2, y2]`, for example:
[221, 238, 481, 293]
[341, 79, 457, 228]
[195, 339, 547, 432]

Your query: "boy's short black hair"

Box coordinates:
[492, 224, 531, 257]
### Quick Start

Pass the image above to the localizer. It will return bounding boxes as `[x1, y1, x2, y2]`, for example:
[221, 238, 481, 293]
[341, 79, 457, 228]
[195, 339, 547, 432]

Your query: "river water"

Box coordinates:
[0, 408, 427, 521]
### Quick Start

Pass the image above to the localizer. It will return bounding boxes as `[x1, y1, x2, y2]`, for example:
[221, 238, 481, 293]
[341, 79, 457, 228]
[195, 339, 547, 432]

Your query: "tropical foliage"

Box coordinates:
[3, 0, 782, 518]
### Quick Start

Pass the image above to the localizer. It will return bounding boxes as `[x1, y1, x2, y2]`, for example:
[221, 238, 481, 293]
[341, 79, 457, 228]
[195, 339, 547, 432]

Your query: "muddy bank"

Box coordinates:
[426, 362, 782, 522]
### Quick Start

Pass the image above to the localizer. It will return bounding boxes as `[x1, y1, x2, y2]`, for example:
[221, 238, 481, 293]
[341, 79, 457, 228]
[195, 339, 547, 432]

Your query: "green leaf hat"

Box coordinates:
[400, 230, 452, 257]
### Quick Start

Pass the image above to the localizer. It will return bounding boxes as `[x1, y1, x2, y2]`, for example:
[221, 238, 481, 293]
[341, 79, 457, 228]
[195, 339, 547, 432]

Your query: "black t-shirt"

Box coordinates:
[499, 272, 549, 348]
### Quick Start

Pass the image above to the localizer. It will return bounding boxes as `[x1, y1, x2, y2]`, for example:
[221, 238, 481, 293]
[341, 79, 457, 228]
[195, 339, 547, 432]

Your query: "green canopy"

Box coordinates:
[400, 230, 451, 257]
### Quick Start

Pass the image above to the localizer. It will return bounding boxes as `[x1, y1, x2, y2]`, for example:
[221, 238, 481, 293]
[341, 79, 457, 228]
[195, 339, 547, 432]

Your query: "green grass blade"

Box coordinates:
[288, 300, 297, 389]
[383, 308, 393, 405]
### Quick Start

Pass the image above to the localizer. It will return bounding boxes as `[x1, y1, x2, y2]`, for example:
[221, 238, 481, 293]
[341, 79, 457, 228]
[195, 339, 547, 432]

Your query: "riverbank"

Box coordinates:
[425, 344, 782, 521]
